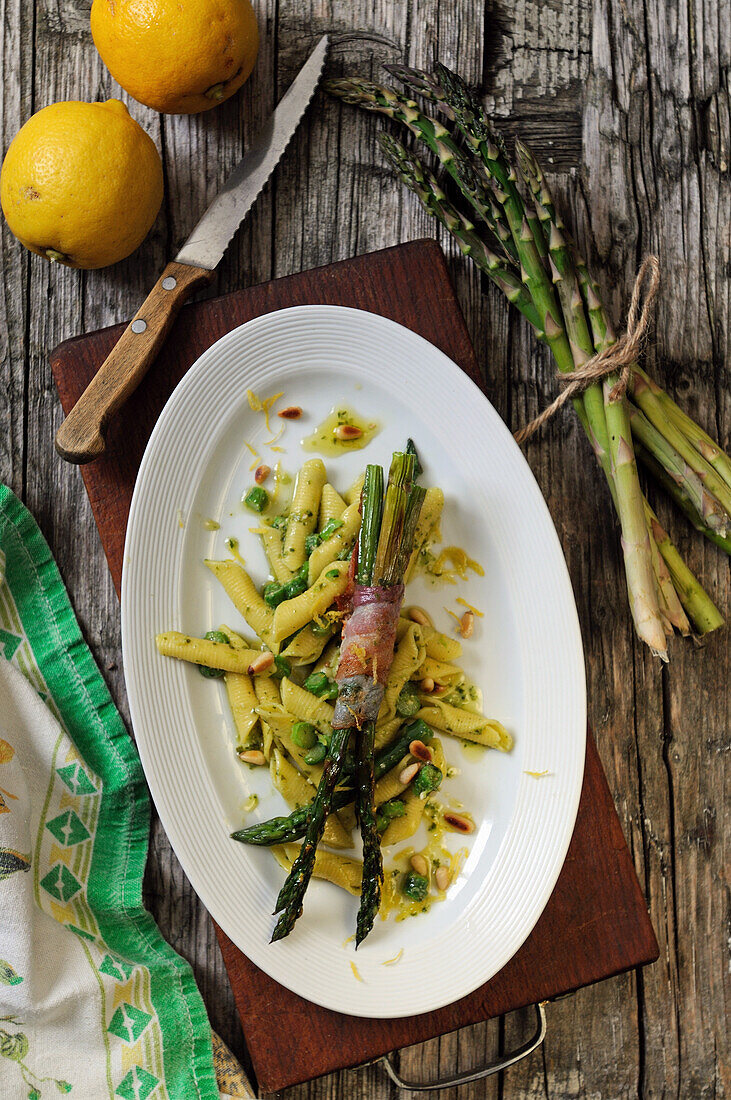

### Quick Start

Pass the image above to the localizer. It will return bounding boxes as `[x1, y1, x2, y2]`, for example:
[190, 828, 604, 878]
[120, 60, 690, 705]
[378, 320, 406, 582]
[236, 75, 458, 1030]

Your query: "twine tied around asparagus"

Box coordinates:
[515, 255, 661, 445]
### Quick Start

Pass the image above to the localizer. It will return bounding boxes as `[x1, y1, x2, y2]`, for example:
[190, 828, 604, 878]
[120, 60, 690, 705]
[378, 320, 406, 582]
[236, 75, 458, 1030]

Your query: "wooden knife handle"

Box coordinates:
[55, 261, 214, 464]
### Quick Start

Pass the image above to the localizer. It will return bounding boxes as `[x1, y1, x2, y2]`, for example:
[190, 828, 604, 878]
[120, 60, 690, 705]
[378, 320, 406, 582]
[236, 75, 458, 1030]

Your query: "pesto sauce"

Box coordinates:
[302, 406, 379, 456]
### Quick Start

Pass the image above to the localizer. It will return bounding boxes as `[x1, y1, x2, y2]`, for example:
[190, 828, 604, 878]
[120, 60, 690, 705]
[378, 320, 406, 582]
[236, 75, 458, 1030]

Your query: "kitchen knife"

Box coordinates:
[55, 34, 329, 465]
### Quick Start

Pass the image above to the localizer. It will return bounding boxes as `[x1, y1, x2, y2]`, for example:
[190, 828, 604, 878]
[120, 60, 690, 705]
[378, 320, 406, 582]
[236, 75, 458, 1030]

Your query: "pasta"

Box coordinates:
[271, 560, 349, 641]
[307, 501, 361, 584]
[156, 457, 514, 922]
[204, 559, 277, 650]
[270, 750, 351, 849]
[225, 671, 259, 749]
[155, 631, 261, 674]
[319, 483, 347, 525]
[417, 701, 514, 750]
[282, 458, 327, 571]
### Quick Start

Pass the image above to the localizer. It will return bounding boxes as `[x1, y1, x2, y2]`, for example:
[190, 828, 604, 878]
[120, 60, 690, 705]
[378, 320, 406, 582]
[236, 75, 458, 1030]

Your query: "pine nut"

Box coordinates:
[239, 749, 266, 766]
[410, 854, 429, 877]
[409, 739, 433, 763]
[460, 611, 474, 638]
[247, 651, 275, 675]
[408, 607, 430, 626]
[435, 866, 450, 891]
[254, 464, 271, 484]
[420, 677, 435, 693]
[333, 424, 363, 441]
[399, 762, 421, 785]
[443, 811, 474, 834]
[278, 406, 302, 420]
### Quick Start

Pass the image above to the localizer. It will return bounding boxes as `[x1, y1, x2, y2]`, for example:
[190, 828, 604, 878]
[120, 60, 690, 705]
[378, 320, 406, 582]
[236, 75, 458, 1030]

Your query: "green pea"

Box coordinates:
[376, 799, 406, 833]
[244, 487, 269, 513]
[413, 763, 443, 796]
[284, 563, 310, 599]
[291, 721, 318, 749]
[199, 630, 230, 678]
[396, 682, 421, 718]
[319, 518, 344, 541]
[303, 671, 338, 699]
[304, 742, 327, 764]
[263, 581, 287, 608]
[401, 871, 429, 902]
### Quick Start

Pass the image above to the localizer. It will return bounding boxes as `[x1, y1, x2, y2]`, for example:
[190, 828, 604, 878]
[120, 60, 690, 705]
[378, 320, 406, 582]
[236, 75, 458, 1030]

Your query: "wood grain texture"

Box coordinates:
[50, 241, 659, 1093]
[1, 0, 728, 1094]
[55, 260, 213, 463]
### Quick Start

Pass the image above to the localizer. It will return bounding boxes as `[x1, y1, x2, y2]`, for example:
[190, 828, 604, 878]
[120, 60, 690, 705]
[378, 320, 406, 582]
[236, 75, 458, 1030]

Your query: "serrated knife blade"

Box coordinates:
[177, 34, 329, 270]
[55, 35, 329, 465]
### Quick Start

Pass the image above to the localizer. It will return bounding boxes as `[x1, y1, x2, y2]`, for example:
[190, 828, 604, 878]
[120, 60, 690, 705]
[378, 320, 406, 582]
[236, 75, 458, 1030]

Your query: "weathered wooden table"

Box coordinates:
[1, 1, 728, 1096]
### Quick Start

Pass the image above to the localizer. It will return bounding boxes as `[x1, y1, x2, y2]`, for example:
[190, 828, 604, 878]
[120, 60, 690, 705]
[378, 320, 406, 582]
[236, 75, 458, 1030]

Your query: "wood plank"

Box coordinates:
[0, 0, 726, 1094]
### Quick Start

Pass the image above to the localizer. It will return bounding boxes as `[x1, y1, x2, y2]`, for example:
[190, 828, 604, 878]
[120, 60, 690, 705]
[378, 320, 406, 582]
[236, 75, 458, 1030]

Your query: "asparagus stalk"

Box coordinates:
[354, 719, 381, 945]
[231, 722, 434, 848]
[377, 134, 541, 328]
[634, 367, 731, 491]
[630, 372, 731, 522]
[271, 724, 351, 939]
[634, 440, 731, 556]
[628, 403, 729, 534]
[325, 79, 517, 263]
[645, 505, 725, 635]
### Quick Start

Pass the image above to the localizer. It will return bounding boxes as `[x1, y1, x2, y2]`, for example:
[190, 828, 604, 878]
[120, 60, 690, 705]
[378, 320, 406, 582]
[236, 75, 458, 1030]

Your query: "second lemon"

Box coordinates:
[91, 0, 260, 115]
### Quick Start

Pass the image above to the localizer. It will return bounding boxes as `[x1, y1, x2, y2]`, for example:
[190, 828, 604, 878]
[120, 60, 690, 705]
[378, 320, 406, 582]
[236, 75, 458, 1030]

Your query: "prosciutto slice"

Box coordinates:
[332, 582, 404, 729]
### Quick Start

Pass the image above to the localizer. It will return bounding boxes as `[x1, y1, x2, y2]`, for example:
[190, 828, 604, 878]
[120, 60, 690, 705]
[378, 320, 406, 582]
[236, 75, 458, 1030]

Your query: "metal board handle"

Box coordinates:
[378, 1001, 547, 1092]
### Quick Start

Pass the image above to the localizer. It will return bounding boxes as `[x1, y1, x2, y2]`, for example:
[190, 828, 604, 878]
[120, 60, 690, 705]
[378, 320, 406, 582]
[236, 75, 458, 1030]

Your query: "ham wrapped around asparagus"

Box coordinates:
[271, 452, 425, 946]
[332, 581, 404, 729]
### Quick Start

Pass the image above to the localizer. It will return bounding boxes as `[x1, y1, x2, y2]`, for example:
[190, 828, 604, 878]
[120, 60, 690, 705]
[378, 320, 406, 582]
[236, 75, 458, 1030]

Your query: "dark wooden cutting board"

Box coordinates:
[50, 240, 659, 1093]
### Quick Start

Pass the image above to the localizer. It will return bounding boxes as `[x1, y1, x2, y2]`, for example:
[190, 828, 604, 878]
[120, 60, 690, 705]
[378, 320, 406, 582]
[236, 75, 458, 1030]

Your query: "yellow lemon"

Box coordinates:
[91, 0, 260, 115]
[0, 100, 163, 270]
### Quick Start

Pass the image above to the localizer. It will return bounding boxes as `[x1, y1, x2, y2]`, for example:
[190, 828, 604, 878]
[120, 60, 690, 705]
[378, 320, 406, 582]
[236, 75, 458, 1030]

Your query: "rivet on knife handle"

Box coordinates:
[55, 261, 213, 464]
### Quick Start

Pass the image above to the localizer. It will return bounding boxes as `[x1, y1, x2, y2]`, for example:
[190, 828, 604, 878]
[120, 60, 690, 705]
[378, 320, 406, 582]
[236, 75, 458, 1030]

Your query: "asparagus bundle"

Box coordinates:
[326, 65, 729, 655]
[271, 453, 425, 944]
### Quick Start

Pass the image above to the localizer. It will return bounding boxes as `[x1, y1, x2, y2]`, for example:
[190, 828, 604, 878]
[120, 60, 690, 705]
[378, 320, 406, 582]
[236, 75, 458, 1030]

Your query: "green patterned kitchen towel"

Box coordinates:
[0, 485, 219, 1099]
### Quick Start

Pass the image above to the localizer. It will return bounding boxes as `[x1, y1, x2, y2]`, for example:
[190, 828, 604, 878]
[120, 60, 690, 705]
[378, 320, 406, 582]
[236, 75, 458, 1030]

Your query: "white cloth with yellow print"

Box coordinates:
[0, 491, 255, 1100]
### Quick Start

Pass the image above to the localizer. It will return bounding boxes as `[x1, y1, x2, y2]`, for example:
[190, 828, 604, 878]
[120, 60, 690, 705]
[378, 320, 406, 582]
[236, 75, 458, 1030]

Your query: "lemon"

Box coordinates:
[0, 100, 163, 270]
[91, 0, 260, 115]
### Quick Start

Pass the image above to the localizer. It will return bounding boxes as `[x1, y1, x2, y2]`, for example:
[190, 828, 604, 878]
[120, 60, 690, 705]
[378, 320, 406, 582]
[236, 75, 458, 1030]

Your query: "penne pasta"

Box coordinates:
[280, 678, 335, 735]
[271, 560, 349, 641]
[282, 458, 327, 572]
[156, 631, 261, 674]
[280, 623, 332, 665]
[225, 671, 259, 748]
[307, 501, 361, 585]
[258, 522, 294, 583]
[269, 750, 351, 849]
[415, 657, 464, 687]
[380, 788, 426, 847]
[343, 471, 365, 505]
[417, 702, 513, 751]
[205, 559, 277, 651]
[319, 483, 347, 525]
[380, 621, 426, 720]
[272, 845, 362, 896]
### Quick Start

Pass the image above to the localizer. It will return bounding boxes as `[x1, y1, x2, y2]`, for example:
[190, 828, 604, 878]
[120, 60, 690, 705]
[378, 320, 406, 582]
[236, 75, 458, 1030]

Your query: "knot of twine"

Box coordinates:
[515, 254, 661, 445]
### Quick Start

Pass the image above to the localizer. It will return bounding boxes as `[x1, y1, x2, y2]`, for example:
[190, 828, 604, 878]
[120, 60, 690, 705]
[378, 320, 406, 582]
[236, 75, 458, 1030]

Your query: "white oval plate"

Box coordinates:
[122, 305, 586, 1018]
